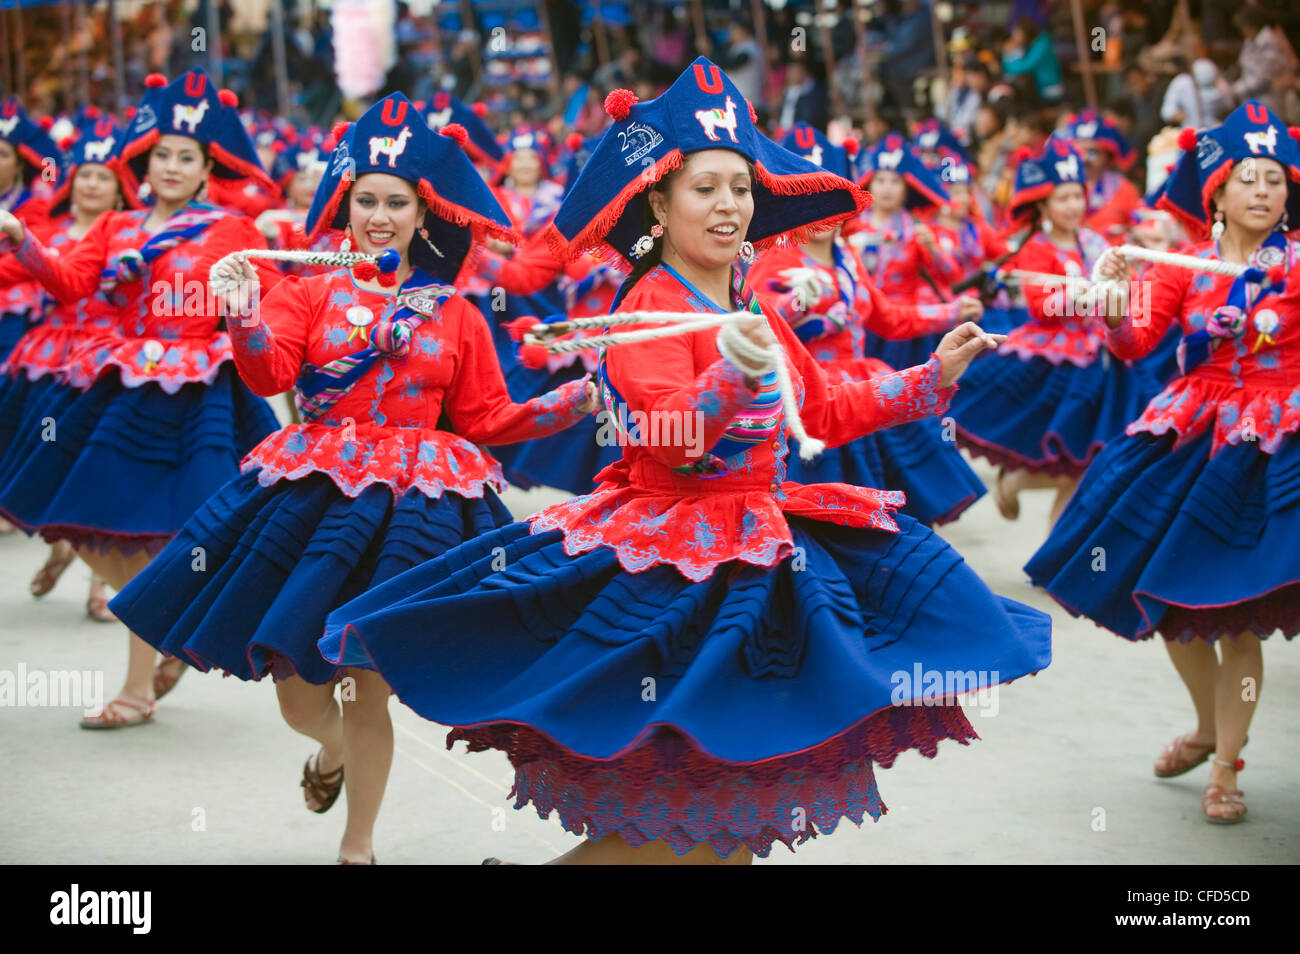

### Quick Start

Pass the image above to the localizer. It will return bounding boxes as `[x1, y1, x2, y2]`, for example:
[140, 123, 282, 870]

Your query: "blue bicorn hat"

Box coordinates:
[1008, 137, 1088, 226]
[857, 133, 948, 210]
[49, 113, 125, 217]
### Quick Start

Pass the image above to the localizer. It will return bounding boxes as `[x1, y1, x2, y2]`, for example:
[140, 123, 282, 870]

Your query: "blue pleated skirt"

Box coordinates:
[949, 349, 1164, 477]
[111, 470, 514, 684]
[978, 305, 1029, 336]
[0, 364, 278, 552]
[319, 512, 1052, 855]
[787, 416, 986, 526]
[1025, 428, 1300, 643]
[0, 312, 27, 364]
[0, 373, 81, 489]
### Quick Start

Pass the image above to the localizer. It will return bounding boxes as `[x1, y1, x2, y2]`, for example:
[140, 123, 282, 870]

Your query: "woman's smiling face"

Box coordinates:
[650, 149, 755, 273]
[348, 173, 420, 257]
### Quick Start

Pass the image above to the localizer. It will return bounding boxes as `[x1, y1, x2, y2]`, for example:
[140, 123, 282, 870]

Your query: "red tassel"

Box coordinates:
[565, 132, 584, 151]
[842, 137, 860, 156]
[604, 89, 637, 121]
[1267, 263, 1286, 285]
[377, 270, 399, 288]
[218, 89, 239, 107]
[747, 98, 758, 123]
[471, 102, 489, 117]
[352, 262, 377, 281]
[145, 73, 168, 88]
[38, 116, 53, 131]
[519, 343, 551, 369]
[1177, 127, 1198, 151]
[439, 123, 469, 148]
[506, 315, 539, 341]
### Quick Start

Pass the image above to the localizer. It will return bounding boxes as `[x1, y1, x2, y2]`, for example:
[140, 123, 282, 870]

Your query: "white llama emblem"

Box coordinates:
[0, 115, 19, 137]
[172, 100, 210, 134]
[368, 126, 413, 167]
[1054, 152, 1080, 181]
[694, 96, 739, 143]
[804, 144, 823, 166]
[83, 137, 115, 162]
[1244, 124, 1278, 155]
[425, 107, 452, 129]
[1075, 121, 1098, 139]
[876, 148, 903, 170]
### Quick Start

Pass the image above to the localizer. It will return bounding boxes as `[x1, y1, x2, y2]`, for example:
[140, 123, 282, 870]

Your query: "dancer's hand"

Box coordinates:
[212, 257, 260, 324]
[956, 296, 984, 322]
[579, 379, 600, 414]
[0, 209, 25, 248]
[935, 321, 1004, 388]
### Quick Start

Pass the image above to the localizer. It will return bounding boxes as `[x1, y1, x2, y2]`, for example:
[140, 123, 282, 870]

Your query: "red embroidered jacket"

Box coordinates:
[0, 196, 55, 321]
[1106, 239, 1300, 455]
[528, 265, 958, 582]
[1084, 171, 1141, 245]
[845, 211, 962, 305]
[998, 228, 1112, 367]
[228, 268, 593, 499]
[0, 214, 117, 380]
[14, 208, 280, 392]
[748, 242, 960, 381]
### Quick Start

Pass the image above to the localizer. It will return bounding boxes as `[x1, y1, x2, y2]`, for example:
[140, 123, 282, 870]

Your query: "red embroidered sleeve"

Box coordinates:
[441, 297, 591, 444]
[1106, 259, 1186, 360]
[492, 231, 565, 294]
[13, 210, 117, 305]
[228, 271, 311, 396]
[770, 306, 956, 447]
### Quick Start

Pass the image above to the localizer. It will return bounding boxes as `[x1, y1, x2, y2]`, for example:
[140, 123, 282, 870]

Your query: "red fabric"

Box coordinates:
[1084, 172, 1141, 245]
[998, 230, 1106, 366]
[748, 242, 957, 377]
[527, 265, 957, 581]
[13, 208, 282, 392]
[207, 175, 280, 219]
[229, 268, 592, 498]
[847, 212, 955, 305]
[1107, 238, 1300, 455]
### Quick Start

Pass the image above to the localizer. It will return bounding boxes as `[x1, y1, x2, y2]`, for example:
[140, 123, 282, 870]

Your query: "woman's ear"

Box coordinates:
[647, 188, 666, 226]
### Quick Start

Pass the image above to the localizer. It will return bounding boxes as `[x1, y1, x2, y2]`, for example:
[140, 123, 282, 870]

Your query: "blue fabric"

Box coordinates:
[949, 348, 1165, 472]
[0, 364, 277, 539]
[979, 305, 1030, 336]
[111, 471, 513, 685]
[858, 135, 949, 209]
[779, 123, 853, 179]
[787, 416, 986, 526]
[860, 328, 945, 375]
[421, 91, 504, 164]
[0, 313, 27, 364]
[320, 513, 1052, 764]
[0, 373, 80, 490]
[1026, 428, 1300, 641]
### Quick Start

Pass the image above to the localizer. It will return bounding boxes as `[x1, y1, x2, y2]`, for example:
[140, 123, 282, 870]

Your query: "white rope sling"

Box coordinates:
[209, 249, 829, 460]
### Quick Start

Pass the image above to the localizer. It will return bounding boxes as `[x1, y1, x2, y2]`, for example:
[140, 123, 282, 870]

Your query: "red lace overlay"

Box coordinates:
[449, 703, 977, 856]
[1108, 239, 1300, 456]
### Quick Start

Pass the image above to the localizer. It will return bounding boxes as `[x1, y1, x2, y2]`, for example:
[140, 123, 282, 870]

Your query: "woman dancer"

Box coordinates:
[1060, 109, 1142, 246]
[109, 93, 598, 865]
[847, 133, 962, 372]
[0, 69, 282, 725]
[1026, 105, 1300, 823]
[318, 63, 1051, 865]
[949, 138, 1164, 529]
[0, 114, 124, 618]
[751, 123, 985, 525]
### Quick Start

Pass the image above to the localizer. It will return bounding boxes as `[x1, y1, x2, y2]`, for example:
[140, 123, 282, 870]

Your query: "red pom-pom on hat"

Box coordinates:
[38, 116, 53, 131]
[471, 102, 489, 117]
[842, 137, 860, 156]
[519, 343, 552, 370]
[1177, 127, 1198, 151]
[144, 73, 167, 88]
[505, 316, 539, 342]
[1012, 146, 1034, 164]
[58, 135, 75, 150]
[1289, 126, 1300, 144]
[330, 121, 350, 143]
[218, 89, 239, 107]
[439, 123, 469, 147]
[604, 89, 637, 121]
[84, 106, 101, 119]
[124, 107, 137, 120]
[565, 132, 584, 151]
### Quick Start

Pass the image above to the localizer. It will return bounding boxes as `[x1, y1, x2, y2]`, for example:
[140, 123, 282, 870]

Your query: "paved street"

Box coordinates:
[1, 458, 1297, 864]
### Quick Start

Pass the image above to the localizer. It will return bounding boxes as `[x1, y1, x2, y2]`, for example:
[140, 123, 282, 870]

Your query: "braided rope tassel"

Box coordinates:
[521, 309, 826, 461]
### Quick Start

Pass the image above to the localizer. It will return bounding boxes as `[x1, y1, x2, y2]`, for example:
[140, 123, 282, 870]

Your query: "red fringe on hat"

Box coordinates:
[439, 123, 469, 148]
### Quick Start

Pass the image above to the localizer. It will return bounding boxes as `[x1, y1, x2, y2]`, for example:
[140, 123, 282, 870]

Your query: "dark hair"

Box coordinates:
[0, 138, 23, 185]
[615, 153, 756, 304]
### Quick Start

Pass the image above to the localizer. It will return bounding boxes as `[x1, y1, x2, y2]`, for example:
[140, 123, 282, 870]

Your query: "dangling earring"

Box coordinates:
[650, 222, 663, 238]
[738, 240, 755, 264]
[1041, 217, 1053, 234]
[340, 223, 353, 253]
[1276, 211, 1290, 233]
[418, 222, 445, 258]
[1211, 209, 1225, 240]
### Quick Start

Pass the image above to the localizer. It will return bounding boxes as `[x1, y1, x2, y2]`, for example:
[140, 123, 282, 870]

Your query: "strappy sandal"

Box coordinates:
[79, 697, 156, 729]
[30, 543, 76, 598]
[152, 657, 187, 700]
[337, 854, 377, 865]
[1203, 758, 1247, 824]
[86, 575, 117, 622]
[301, 750, 344, 814]
[994, 468, 1020, 521]
[1154, 733, 1247, 778]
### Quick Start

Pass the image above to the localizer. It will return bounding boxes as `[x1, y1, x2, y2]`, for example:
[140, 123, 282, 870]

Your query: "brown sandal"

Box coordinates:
[31, 543, 76, 598]
[1203, 784, 1247, 824]
[152, 657, 187, 700]
[301, 750, 344, 814]
[1153, 733, 1215, 778]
